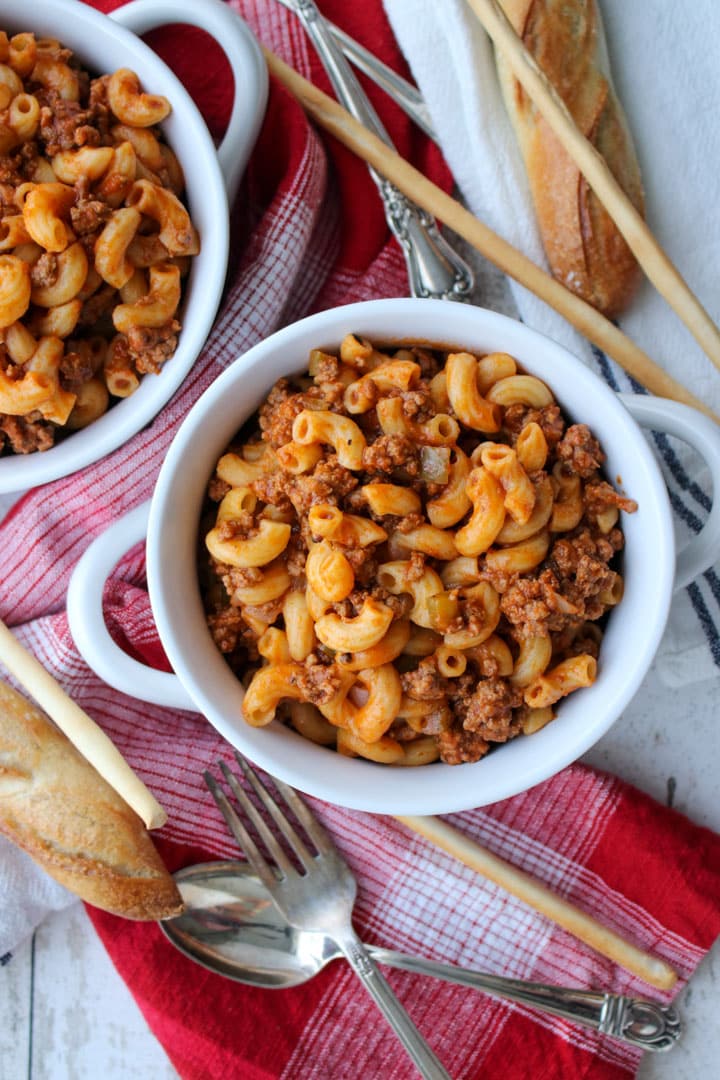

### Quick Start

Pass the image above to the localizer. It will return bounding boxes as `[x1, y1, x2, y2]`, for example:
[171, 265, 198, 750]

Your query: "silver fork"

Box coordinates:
[276, 0, 474, 303]
[205, 755, 451, 1080]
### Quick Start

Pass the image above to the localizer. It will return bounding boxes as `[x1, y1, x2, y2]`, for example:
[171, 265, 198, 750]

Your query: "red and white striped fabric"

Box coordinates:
[2, 2, 720, 1078]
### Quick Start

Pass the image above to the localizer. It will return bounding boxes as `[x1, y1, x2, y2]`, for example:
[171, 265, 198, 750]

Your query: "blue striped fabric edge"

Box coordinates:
[590, 343, 720, 671]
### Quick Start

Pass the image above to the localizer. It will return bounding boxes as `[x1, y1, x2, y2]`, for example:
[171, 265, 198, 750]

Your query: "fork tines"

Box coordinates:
[204, 753, 334, 885]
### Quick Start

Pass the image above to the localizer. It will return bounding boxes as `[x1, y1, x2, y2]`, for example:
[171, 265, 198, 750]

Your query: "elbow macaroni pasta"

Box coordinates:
[201, 336, 636, 767]
[0, 32, 199, 457]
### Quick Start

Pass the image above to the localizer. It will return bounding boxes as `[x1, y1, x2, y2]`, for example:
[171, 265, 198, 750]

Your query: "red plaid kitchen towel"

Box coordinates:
[2, 1, 720, 1078]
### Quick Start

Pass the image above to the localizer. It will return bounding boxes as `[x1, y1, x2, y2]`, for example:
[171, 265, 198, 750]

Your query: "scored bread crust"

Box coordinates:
[0, 679, 183, 920]
[496, 0, 645, 317]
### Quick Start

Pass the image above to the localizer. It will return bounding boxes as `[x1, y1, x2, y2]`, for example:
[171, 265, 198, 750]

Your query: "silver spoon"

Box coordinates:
[159, 861, 680, 1053]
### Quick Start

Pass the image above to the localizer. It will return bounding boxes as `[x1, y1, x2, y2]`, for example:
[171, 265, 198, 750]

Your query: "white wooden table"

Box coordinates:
[1, 264, 718, 1078]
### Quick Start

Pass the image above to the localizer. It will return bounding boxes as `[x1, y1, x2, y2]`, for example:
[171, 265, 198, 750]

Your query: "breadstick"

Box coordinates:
[396, 814, 677, 990]
[467, 0, 720, 375]
[0, 617, 166, 829]
[262, 48, 718, 424]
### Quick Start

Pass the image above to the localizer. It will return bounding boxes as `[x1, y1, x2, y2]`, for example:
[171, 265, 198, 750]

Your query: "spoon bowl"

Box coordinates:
[161, 860, 340, 988]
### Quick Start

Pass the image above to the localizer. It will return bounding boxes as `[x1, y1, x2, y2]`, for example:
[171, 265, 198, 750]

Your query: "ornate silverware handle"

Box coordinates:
[370, 949, 682, 1053]
[280, 0, 474, 301]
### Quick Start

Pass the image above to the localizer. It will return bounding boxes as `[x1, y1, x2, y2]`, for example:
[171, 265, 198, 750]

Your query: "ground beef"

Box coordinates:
[38, 95, 101, 155]
[310, 352, 341, 384]
[504, 403, 565, 447]
[216, 513, 257, 541]
[362, 434, 420, 476]
[0, 143, 39, 185]
[465, 642, 507, 678]
[60, 349, 95, 389]
[460, 589, 498, 637]
[583, 480, 638, 517]
[87, 75, 112, 136]
[331, 591, 364, 620]
[556, 424, 605, 478]
[342, 545, 377, 584]
[312, 458, 359, 500]
[260, 457, 359, 519]
[395, 512, 426, 534]
[548, 529, 623, 619]
[459, 678, 523, 741]
[287, 474, 340, 516]
[401, 387, 435, 422]
[259, 380, 336, 448]
[401, 657, 450, 701]
[31, 253, 59, 289]
[573, 557, 616, 603]
[70, 187, 111, 235]
[436, 727, 490, 765]
[369, 588, 413, 620]
[251, 469, 293, 510]
[404, 551, 427, 583]
[105, 331, 133, 374]
[206, 608, 247, 653]
[0, 158, 22, 186]
[127, 320, 180, 374]
[242, 597, 285, 625]
[221, 565, 262, 588]
[0, 414, 55, 454]
[305, 358, 347, 406]
[501, 569, 578, 638]
[477, 563, 519, 596]
[288, 660, 343, 706]
[550, 528, 620, 578]
[284, 535, 310, 580]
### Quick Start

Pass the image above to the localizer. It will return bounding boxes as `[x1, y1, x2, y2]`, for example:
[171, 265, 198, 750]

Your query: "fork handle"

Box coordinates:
[287, 0, 473, 301]
[336, 931, 451, 1079]
[327, 22, 437, 141]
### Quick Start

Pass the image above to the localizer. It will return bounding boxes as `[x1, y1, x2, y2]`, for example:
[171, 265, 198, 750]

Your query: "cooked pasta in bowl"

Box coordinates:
[0, 0, 267, 492]
[68, 298, 720, 814]
[198, 337, 637, 769]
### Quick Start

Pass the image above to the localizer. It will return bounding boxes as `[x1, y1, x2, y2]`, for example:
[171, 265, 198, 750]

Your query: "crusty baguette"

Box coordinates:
[0, 679, 183, 921]
[495, 0, 645, 317]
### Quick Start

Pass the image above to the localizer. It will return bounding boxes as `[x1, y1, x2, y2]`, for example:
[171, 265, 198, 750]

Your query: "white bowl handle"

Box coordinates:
[110, 0, 267, 201]
[618, 394, 720, 591]
[66, 501, 197, 710]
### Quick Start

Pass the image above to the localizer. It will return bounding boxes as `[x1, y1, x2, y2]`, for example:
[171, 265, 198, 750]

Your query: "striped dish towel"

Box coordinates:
[1, 2, 720, 1078]
[384, 0, 720, 685]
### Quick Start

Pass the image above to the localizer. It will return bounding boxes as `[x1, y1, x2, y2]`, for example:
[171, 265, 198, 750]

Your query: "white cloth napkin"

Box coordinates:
[0, 836, 74, 958]
[383, 0, 720, 685]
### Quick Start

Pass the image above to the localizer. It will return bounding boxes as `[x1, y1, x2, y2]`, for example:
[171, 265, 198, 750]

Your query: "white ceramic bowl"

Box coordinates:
[0, 0, 267, 493]
[68, 299, 720, 814]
